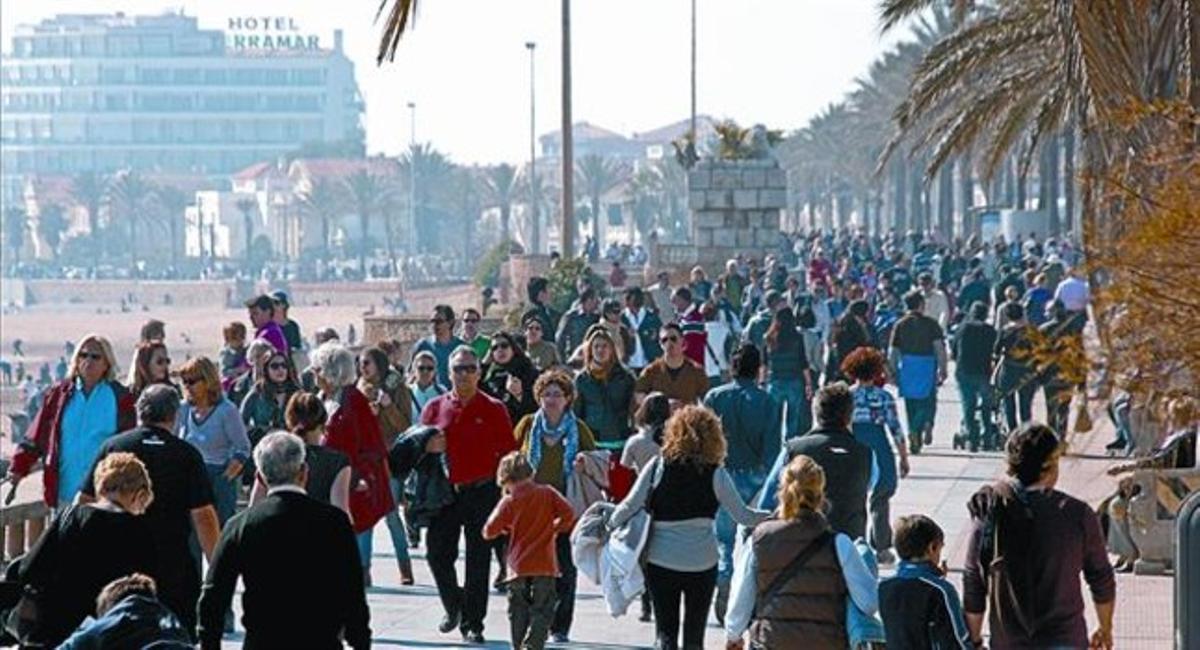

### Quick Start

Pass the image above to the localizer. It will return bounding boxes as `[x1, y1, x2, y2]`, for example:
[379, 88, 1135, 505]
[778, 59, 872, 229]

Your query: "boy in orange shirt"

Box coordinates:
[483, 452, 576, 650]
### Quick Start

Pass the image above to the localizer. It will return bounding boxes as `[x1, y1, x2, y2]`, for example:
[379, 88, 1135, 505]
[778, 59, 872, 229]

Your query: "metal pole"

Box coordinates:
[560, 0, 574, 258]
[526, 41, 538, 254]
[407, 101, 416, 256]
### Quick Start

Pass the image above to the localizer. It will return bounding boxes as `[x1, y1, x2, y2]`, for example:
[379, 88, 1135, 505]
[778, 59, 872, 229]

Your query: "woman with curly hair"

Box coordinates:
[610, 405, 768, 650]
[842, 346, 909, 564]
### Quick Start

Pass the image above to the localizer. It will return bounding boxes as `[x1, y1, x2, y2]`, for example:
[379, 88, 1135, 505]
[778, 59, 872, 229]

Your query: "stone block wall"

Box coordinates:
[686, 159, 786, 273]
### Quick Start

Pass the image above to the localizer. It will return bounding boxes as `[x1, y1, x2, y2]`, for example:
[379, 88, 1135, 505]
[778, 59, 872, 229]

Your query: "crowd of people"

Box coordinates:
[2, 227, 1188, 650]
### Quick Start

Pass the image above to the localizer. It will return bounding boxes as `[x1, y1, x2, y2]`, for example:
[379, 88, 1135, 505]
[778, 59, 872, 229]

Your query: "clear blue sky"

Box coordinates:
[0, 0, 908, 165]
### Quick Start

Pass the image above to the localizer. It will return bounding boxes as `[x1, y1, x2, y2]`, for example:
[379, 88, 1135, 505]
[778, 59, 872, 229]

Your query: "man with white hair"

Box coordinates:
[197, 431, 369, 650]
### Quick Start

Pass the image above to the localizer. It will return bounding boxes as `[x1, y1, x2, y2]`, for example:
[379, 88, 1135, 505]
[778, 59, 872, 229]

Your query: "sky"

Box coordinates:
[0, 0, 909, 165]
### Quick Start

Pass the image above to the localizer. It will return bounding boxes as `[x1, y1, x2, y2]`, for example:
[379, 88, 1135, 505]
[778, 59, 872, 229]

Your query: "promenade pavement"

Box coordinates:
[213, 377, 1171, 648]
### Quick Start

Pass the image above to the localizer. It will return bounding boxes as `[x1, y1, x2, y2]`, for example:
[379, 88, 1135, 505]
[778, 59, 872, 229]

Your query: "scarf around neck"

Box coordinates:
[529, 408, 580, 482]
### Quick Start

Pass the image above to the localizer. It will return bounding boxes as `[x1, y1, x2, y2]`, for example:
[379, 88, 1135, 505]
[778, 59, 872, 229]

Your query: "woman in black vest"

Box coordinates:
[724, 454, 878, 649]
[610, 406, 768, 650]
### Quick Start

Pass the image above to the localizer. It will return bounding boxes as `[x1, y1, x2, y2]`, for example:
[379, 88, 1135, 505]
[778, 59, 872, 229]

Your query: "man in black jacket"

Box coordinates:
[197, 432, 370, 650]
[953, 301, 999, 451]
[757, 382, 873, 539]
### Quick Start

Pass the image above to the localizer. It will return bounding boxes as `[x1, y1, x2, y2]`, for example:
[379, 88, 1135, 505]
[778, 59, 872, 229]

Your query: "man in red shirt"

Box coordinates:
[420, 346, 517, 644]
[671, 287, 708, 367]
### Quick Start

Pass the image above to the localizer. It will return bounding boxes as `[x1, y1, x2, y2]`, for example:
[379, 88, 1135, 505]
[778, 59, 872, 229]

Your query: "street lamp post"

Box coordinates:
[690, 0, 697, 144]
[526, 41, 538, 254]
[560, 0, 574, 259]
[407, 101, 416, 257]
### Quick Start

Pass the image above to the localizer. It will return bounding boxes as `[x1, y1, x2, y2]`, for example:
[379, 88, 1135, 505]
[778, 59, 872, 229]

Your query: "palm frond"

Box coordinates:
[376, 0, 418, 64]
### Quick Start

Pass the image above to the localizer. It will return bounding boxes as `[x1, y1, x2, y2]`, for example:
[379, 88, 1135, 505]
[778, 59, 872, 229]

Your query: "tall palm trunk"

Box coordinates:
[1043, 133, 1060, 235]
[937, 163, 954, 239]
[129, 214, 139, 275]
[892, 157, 907, 233]
[591, 196, 601, 249]
[358, 212, 369, 274]
[243, 213, 254, 266]
[1015, 154, 1028, 209]
[1063, 125, 1076, 234]
[908, 159, 923, 233]
[500, 204, 511, 245]
[959, 152, 974, 238]
[321, 216, 331, 269]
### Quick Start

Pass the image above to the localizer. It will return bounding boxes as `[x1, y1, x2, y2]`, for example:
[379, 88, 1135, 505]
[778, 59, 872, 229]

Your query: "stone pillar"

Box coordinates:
[686, 159, 787, 273]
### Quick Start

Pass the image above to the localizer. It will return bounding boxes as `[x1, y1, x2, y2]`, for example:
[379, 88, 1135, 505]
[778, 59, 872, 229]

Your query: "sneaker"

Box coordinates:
[437, 609, 461, 634]
[551, 632, 570, 643]
[462, 630, 485, 644]
[923, 427, 933, 445]
[876, 548, 896, 565]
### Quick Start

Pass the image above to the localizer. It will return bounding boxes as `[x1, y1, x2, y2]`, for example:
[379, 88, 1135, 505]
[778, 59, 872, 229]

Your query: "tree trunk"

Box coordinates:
[591, 196, 601, 250]
[908, 160, 924, 233]
[129, 215, 139, 275]
[859, 189, 871, 234]
[321, 217, 331, 270]
[383, 217, 398, 278]
[959, 152, 974, 239]
[500, 203, 511, 245]
[1043, 133, 1060, 235]
[1004, 157, 1016, 206]
[1015, 153, 1028, 210]
[169, 220, 179, 270]
[243, 213, 254, 266]
[937, 163, 954, 240]
[358, 212, 368, 275]
[892, 157, 907, 234]
[1063, 125, 1076, 235]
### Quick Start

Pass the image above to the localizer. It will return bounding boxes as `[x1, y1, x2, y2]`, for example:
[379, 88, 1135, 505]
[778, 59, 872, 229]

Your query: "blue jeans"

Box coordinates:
[358, 478, 410, 570]
[957, 372, 997, 446]
[767, 378, 810, 440]
[205, 464, 238, 526]
[716, 468, 766, 585]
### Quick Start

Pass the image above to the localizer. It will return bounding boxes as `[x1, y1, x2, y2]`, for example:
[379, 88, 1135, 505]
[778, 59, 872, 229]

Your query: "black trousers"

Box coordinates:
[508, 576, 557, 650]
[426, 482, 500, 634]
[644, 563, 717, 650]
[552, 533, 577, 636]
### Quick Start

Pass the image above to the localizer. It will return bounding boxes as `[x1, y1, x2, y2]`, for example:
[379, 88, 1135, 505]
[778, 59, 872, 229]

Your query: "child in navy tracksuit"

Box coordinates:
[879, 515, 976, 649]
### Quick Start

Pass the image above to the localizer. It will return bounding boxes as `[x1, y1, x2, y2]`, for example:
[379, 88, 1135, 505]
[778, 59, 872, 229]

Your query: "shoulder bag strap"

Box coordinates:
[759, 530, 834, 606]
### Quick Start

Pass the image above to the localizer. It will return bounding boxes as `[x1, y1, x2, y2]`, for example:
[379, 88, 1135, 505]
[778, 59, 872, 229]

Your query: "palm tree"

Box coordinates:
[575, 154, 626, 252]
[155, 186, 190, 270]
[516, 169, 553, 253]
[235, 197, 258, 268]
[296, 178, 343, 268]
[35, 204, 69, 261]
[105, 170, 158, 272]
[375, 0, 418, 63]
[343, 170, 393, 275]
[484, 163, 519, 248]
[3, 205, 28, 271]
[402, 143, 455, 253]
[628, 165, 664, 244]
[70, 172, 107, 242]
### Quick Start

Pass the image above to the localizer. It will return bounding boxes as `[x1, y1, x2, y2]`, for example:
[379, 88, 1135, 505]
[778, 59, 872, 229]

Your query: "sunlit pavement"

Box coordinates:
[221, 376, 1172, 648]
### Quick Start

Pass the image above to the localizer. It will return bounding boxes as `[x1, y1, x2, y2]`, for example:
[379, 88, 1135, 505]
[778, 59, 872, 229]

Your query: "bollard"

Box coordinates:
[1176, 490, 1200, 649]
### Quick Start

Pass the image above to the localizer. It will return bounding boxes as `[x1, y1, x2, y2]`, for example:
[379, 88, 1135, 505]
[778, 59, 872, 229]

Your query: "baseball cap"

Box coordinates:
[270, 290, 290, 307]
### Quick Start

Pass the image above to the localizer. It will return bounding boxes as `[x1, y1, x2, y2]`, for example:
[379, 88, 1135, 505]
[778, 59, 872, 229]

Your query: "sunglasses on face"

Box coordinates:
[451, 365, 479, 375]
[492, 342, 511, 351]
[80, 352, 104, 361]
[268, 362, 288, 371]
[660, 335, 680, 344]
[417, 366, 435, 372]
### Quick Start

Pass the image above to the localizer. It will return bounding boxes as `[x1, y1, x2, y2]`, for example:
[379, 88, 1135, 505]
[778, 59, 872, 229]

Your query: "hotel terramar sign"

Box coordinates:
[227, 17, 320, 50]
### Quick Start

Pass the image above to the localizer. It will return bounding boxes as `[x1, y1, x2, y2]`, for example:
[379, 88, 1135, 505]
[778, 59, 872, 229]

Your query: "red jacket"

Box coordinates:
[12, 379, 137, 507]
[322, 386, 395, 533]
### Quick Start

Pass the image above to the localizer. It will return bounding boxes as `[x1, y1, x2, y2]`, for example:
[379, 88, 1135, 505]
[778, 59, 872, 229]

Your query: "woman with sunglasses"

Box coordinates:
[127, 341, 177, 399]
[9, 334, 137, 509]
[408, 350, 446, 422]
[480, 331, 539, 425]
[522, 315, 561, 372]
[177, 357, 251, 528]
[240, 351, 300, 478]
